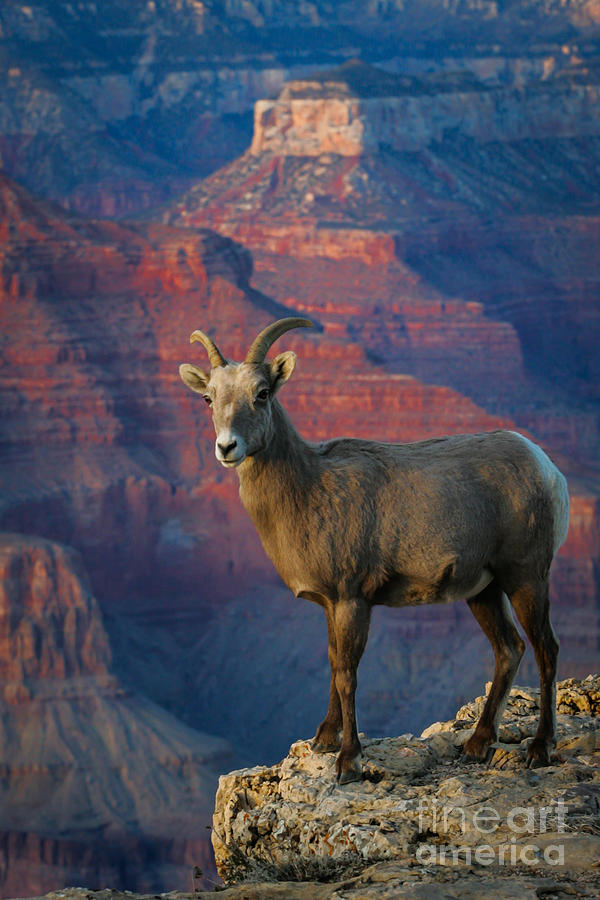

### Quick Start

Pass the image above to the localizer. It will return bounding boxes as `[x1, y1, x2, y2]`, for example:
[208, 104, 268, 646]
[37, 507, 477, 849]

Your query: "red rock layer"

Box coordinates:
[0, 174, 264, 608]
[253, 251, 526, 401]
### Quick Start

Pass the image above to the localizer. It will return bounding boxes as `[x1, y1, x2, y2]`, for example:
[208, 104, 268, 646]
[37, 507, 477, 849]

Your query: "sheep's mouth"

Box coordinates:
[218, 454, 245, 468]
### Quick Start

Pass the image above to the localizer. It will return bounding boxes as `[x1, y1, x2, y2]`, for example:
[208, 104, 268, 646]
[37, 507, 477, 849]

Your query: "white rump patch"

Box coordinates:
[509, 432, 570, 551]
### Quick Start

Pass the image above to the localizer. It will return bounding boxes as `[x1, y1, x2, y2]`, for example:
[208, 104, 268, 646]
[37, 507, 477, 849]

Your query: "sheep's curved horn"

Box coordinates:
[245, 318, 314, 364]
[190, 330, 227, 368]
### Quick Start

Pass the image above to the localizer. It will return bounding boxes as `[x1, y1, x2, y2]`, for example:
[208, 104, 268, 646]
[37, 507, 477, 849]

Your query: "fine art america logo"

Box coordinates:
[397, 797, 568, 867]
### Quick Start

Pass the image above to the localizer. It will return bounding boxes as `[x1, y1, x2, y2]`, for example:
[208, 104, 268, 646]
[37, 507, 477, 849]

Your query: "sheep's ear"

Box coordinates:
[179, 363, 210, 393]
[269, 351, 297, 394]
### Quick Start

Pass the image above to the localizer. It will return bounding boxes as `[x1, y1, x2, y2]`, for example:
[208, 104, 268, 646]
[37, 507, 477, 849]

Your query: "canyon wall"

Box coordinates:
[2, 1, 600, 215]
[0, 533, 234, 897]
[0, 535, 111, 685]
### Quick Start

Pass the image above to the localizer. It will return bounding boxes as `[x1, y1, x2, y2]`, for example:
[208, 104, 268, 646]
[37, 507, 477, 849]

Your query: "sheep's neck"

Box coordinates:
[237, 400, 318, 532]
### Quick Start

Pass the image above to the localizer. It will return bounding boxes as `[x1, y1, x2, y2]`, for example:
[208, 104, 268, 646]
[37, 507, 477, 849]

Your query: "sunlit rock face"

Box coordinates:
[0, 172, 273, 609]
[250, 64, 600, 157]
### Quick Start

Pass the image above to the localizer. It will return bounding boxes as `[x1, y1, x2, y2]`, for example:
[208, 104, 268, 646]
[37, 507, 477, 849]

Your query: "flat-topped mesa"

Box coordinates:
[250, 59, 600, 156]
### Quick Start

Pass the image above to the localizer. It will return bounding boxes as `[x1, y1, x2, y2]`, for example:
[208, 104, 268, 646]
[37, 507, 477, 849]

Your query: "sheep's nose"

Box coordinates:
[217, 438, 238, 458]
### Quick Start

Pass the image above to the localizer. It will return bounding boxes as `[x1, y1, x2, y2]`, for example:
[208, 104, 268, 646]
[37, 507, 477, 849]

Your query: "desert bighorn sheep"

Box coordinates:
[180, 317, 569, 783]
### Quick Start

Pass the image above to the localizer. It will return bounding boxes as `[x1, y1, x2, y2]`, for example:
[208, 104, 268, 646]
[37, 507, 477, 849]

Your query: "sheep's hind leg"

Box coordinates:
[313, 605, 343, 753]
[463, 581, 525, 762]
[508, 577, 558, 768]
[333, 597, 370, 784]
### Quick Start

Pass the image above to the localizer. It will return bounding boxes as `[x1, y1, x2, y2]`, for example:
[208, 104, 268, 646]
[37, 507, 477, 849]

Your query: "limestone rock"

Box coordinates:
[212, 675, 600, 895]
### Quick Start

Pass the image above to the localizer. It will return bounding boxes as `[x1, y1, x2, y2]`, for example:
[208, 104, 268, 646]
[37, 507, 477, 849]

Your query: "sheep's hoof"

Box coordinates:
[313, 737, 341, 753]
[526, 737, 553, 768]
[336, 753, 362, 784]
[337, 767, 362, 785]
[312, 725, 342, 753]
[463, 730, 495, 763]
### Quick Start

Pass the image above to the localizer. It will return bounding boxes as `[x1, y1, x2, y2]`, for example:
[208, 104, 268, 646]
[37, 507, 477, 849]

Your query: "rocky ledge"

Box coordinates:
[208, 675, 600, 898]
[12, 677, 600, 900]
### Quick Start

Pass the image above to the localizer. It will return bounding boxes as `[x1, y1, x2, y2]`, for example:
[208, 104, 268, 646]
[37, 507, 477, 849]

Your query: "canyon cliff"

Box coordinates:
[0, 533, 234, 898]
[1, 1, 600, 215]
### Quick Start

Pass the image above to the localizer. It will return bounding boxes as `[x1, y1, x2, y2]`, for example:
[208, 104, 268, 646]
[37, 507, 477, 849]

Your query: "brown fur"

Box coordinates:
[180, 320, 570, 782]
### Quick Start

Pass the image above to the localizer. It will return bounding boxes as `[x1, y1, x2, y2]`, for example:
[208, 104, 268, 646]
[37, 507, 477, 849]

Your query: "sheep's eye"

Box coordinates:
[203, 394, 212, 407]
[255, 388, 270, 404]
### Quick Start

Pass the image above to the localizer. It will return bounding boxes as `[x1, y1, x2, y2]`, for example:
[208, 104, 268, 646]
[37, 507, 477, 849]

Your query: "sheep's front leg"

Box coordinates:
[333, 597, 371, 784]
[313, 605, 342, 752]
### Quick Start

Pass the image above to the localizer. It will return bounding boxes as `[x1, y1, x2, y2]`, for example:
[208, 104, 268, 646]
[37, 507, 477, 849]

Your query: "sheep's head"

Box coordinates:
[179, 317, 313, 468]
